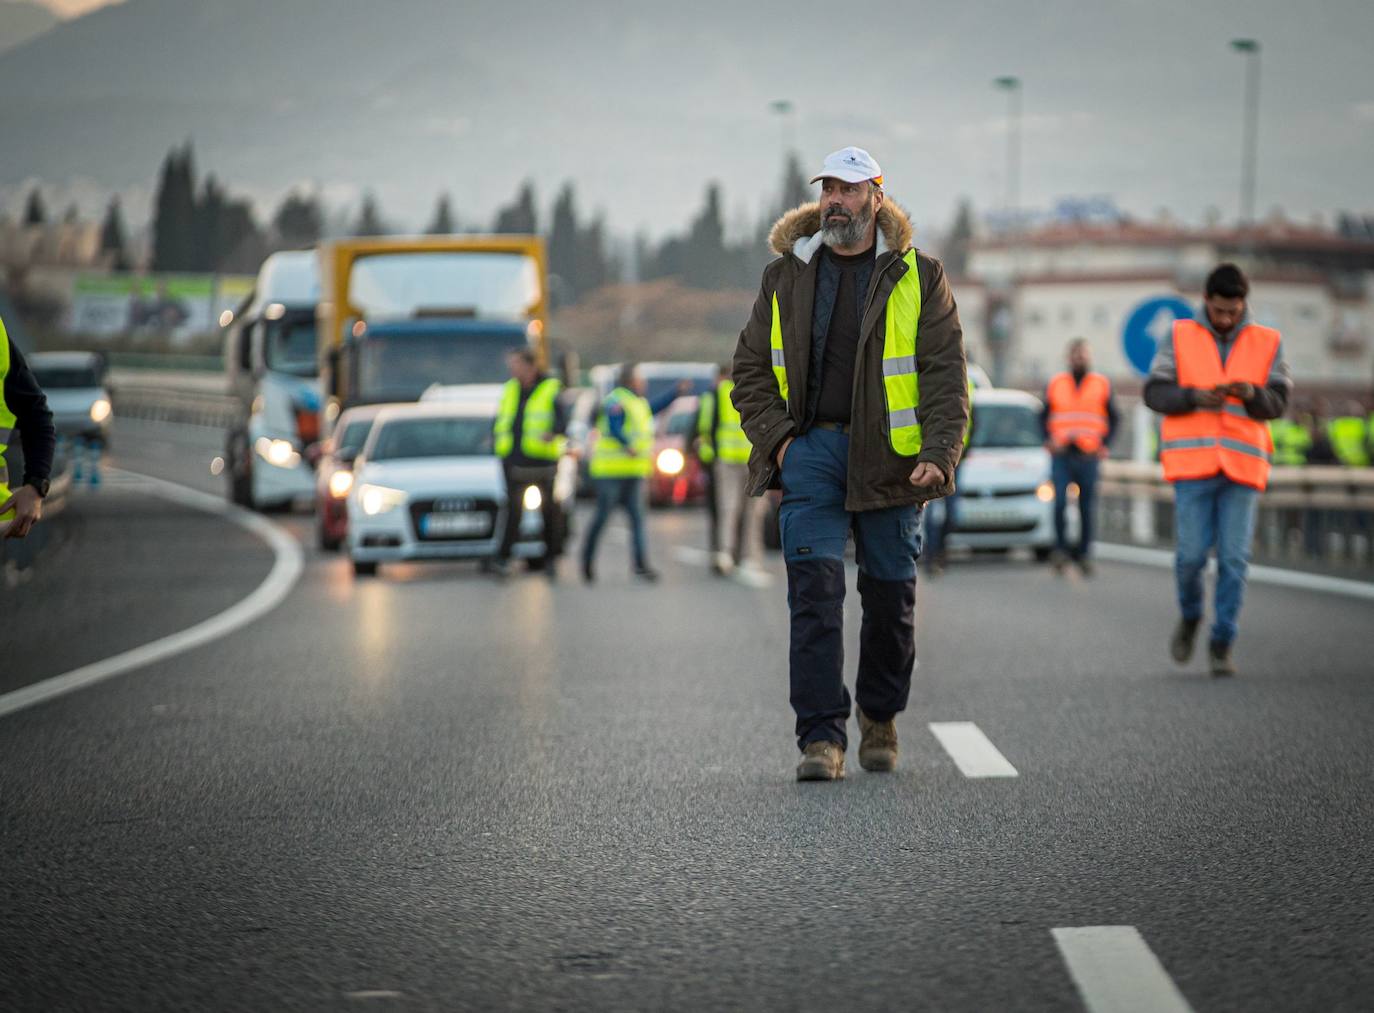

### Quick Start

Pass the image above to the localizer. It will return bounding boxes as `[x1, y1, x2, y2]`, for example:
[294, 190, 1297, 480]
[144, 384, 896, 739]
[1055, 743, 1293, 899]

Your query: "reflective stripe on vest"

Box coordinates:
[494, 377, 564, 461]
[698, 380, 750, 466]
[1159, 319, 1279, 490]
[0, 318, 17, 522]
[1046, 371, 1112, 453]
[590, 387, 654, 479]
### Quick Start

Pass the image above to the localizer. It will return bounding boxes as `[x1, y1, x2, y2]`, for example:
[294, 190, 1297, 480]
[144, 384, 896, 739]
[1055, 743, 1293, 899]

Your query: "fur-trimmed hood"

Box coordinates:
[767, 201, 914, 263]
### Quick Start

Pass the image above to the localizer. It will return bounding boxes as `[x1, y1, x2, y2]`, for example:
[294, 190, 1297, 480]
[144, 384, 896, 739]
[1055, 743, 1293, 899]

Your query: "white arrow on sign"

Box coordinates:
[1145, 306, 1177, 345]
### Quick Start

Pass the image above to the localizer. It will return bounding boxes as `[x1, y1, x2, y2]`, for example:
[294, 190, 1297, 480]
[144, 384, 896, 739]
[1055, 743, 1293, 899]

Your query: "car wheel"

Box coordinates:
[227, 432, 255, 509]
[318, 524, 342, 552]
[352, 560, 378, 577]
[1033, 546, 1053, 563]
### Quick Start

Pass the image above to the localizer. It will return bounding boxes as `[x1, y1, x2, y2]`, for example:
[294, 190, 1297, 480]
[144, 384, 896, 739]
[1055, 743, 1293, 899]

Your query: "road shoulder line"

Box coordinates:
[0, 468, 304, 719]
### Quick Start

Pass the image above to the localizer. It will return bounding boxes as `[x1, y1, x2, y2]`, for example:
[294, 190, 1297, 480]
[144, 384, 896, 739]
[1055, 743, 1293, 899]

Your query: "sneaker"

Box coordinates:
[486, 559, 512, 579]
[1052, 551, 1068, 576]
[1170, 617, 1200, 664]
[634, 566, 660, 583]
[1209, 640, 1237, 677]
[796, 740, 846, 781]
[857, 708, 898, 772]
[1077, 557, 1095, 578]
[710, 551, 733, 576]
[581, 559, 595, 584]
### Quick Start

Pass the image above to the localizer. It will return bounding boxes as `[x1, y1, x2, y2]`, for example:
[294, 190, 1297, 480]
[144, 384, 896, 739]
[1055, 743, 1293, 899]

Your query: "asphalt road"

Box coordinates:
[2, 418, 1371, 1011]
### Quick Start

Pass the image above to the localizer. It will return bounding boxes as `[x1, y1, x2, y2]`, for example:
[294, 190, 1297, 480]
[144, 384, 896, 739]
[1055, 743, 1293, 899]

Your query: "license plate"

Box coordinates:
[421, 512, 491, 537]
[957, 502, 1030, 529]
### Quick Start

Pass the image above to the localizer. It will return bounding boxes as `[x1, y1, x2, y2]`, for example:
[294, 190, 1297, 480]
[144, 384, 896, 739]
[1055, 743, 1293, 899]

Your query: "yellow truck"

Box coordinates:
[316, 235, 549, 426]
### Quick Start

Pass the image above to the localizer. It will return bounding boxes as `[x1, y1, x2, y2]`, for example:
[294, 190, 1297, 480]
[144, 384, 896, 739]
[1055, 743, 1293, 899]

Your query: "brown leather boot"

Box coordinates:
[796, 740, 846, 781]
[857, 708, 898, 772]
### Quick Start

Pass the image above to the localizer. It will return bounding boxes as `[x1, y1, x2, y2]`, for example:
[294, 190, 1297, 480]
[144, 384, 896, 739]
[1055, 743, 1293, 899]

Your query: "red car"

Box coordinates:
[648, 395, 711, 507]
[314, 403, 404, 551]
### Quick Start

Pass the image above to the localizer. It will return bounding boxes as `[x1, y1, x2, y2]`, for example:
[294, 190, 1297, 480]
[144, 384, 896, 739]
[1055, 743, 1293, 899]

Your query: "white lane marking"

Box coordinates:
[928, 721, 1019, 778]
[1052, 926, 1195, 1013]
[1095, 541, 1374, 602]
[0, 468, 304, 719]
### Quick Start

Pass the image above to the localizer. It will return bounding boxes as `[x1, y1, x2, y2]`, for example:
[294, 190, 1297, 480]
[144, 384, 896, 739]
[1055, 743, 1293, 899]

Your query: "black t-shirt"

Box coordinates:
[813, 246, 874, 425]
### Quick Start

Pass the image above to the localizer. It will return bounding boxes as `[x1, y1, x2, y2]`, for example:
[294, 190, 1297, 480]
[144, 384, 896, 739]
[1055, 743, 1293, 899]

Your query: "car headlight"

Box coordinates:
[522, 484, 543, 511]
[90, 398, 112, 423]
[328, 470, 354, 499]
[1036, 481, 1054, 503]
[255, 436, 301, 469]
[357, 483, 406, 516]
[656, 448, 685, 475]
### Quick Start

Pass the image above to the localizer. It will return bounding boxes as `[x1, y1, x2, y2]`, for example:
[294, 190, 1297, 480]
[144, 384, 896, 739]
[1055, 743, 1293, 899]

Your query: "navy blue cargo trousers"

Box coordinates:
[778, 427, 923, 750]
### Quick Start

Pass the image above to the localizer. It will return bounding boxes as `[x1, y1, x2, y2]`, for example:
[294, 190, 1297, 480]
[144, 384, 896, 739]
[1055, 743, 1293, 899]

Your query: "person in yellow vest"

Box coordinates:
[1, 318, 56, 539]
[488, 348, 570, 579]
[1145, 264, 1293, 676]
[1269, 415, 1312, 467]
[1326, 403, 1371, 467]
[696, 362, 763, 579]
[580, 363, 681, 584]
[1041, 338, 1119, 576]
[731, 146, 969, 781]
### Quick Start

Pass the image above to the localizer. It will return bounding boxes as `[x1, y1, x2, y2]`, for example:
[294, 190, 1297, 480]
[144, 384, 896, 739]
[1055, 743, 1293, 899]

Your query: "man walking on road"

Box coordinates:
[1042, 338, 1118, 576]
[1, 317, 56, 539]
[489, 348, 569, 579]
[1146, 264, 1292, 676]
[731, 146, 969, 781]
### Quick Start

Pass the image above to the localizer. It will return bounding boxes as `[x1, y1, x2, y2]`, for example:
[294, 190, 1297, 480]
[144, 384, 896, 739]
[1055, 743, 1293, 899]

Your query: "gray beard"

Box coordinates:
[820, 204, 873, 248]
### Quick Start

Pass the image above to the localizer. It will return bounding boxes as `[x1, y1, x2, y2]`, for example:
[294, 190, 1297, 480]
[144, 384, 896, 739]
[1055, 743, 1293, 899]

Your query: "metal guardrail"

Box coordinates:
[107, 367, 238, 429]
[1098, 461, 1374, 575]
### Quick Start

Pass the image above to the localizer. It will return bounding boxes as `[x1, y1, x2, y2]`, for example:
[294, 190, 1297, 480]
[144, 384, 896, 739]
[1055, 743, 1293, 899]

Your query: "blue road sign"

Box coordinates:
[1122, 296, 1194, 377]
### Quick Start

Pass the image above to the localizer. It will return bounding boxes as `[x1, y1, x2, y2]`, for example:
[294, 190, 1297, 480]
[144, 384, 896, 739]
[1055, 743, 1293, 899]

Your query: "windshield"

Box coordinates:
[666, 408, 697, 436]
[645, 375, 713, 404]
[349, 252, 540, 320]
[33, 366, 100, 389]
[970, 403, 1044, 449]
[354, 331, 514, 402]
[369, 417, 495, 461]
[264, 316, 317, 377]
[337, 419, 375, 455]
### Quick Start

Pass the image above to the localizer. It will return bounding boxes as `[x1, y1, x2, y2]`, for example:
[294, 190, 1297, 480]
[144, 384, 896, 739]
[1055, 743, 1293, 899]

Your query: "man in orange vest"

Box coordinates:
[1145, 264, 1292, 676]
[1041, 338, 1118, 576]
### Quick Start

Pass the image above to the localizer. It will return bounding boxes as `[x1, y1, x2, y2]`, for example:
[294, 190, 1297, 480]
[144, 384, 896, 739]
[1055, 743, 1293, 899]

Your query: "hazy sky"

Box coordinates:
[3, 0, 1372, 241]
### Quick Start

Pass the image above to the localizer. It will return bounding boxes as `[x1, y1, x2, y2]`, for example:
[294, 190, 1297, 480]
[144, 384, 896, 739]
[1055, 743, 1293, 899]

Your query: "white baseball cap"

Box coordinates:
[809, 146, 884, 187]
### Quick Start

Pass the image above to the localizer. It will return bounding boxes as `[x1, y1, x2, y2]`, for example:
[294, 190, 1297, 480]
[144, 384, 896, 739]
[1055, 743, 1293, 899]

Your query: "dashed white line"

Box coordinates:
[0, 468, 304, 719]
[1052, 926, 1194, 1013]
[928, 721, 1019, 778]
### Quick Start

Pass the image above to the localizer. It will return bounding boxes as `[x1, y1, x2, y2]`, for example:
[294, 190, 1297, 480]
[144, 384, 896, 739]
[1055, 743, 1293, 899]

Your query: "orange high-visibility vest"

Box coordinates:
[1046, 371, 1112, 453]
[1159, 319, 1279, 491]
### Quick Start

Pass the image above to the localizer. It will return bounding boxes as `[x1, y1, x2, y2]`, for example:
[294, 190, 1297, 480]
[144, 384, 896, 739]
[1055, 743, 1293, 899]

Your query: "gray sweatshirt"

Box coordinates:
[1143, 310, 1292, 420]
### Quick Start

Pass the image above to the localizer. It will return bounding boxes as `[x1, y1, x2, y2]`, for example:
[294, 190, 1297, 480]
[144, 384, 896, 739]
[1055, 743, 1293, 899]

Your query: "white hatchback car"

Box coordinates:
[943, 387, 1076, 560]
[346, 398, 564, 577]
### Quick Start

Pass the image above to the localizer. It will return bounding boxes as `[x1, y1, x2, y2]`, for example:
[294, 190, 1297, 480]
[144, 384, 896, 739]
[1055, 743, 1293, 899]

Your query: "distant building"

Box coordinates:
[956, 218, 1374, 397]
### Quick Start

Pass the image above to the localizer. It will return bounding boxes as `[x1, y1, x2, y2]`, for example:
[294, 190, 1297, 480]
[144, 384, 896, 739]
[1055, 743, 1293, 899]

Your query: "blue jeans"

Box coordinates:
[1052, 450, 1100, 559]
[778, 428, 923, 749]
[1173, 475, 1259, 646]
[582, 477, 649, 571]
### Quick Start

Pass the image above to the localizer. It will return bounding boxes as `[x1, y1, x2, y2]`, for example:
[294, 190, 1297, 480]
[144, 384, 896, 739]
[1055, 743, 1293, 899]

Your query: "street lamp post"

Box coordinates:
[1231, 39, 1261, 230]
[993, 75, 1022, 387]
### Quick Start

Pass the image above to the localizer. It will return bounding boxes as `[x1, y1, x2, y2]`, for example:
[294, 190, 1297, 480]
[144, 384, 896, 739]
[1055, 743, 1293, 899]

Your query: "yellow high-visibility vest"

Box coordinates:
[590, 387, 653, 479]
[0, 319, 18, 524]
[770, 249, 924, 455]
[696, 380, 751, 465]
[494, 377, 565, 461]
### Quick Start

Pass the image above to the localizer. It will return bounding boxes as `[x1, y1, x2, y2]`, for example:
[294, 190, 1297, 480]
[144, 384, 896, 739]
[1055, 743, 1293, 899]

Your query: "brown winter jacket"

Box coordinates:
[730, 200, 969, 511]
